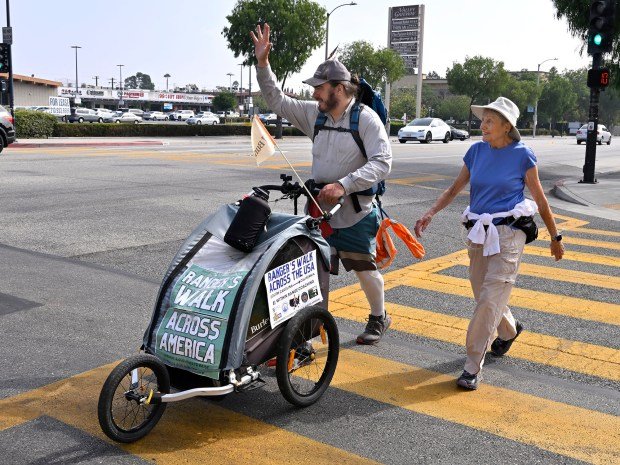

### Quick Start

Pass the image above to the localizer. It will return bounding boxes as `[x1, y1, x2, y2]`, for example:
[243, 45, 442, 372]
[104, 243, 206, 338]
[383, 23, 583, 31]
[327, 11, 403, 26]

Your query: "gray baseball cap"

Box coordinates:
[302, 58, 351, 87]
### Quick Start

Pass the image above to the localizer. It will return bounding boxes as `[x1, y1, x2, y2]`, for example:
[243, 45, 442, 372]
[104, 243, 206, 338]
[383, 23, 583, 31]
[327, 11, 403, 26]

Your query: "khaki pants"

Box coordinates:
[465, 225, 527, 375]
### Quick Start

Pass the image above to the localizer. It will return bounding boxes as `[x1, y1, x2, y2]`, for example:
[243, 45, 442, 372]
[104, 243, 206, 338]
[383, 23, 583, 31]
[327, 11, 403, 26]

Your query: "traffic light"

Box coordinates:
[0, 43, 9, 72]
[587, 67, 611, 88]
[588, 0, 616, 54]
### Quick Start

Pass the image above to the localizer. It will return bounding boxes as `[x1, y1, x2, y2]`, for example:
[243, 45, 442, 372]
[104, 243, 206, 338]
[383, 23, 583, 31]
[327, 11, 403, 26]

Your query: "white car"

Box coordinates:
[95, 108, 115, 118]
[103, 112, 142, 124]
[575, 124, 611, 145]
[144, 111, 168, 121]
[169, 110, 195, 121]
[398, 117, 452, 143]
[186, 112, 220, 125]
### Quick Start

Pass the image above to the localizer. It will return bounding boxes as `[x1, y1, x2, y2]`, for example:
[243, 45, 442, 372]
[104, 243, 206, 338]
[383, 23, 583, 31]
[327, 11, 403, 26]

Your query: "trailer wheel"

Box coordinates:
[98, 354, 169, 443]
[276, 306, 339, 407]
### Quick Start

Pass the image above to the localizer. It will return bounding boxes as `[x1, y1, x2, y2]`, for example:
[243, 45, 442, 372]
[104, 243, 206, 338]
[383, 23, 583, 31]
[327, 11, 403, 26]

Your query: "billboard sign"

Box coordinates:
[389, 4, 423, 75]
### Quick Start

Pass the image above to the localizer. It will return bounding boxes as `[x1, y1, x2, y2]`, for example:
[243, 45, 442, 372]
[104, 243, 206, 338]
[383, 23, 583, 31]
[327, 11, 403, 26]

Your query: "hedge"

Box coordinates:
[53, 122, 306, 138]
[15, 110, 58, 138]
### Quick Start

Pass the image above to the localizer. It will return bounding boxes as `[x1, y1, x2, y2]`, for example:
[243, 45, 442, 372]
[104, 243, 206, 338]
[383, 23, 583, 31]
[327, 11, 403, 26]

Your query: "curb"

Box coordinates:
[10, 141, 166, 149]
[551, 179, 592, 207]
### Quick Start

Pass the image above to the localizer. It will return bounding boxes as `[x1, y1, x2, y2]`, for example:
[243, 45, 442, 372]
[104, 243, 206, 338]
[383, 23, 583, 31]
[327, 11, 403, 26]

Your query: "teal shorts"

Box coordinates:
[327, 207, 380, 272]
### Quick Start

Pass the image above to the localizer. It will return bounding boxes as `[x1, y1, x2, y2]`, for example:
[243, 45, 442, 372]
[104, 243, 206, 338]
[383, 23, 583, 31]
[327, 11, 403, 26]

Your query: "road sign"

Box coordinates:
[2, 27, 12, 45]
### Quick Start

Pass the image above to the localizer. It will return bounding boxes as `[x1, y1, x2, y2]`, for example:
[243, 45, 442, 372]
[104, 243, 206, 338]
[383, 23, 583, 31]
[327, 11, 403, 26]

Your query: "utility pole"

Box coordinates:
[109, 77, 115, 89]
[93, 75, 99, 87]
[5, 0, 13, 115]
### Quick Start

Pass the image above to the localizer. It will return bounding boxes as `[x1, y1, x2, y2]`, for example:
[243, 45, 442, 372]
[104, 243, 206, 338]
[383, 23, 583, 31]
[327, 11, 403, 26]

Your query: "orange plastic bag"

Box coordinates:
[376, 218, 425, 269]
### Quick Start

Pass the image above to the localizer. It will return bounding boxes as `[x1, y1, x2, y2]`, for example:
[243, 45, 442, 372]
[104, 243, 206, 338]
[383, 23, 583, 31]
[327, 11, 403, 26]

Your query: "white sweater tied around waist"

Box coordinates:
[461, 199, 538, 256]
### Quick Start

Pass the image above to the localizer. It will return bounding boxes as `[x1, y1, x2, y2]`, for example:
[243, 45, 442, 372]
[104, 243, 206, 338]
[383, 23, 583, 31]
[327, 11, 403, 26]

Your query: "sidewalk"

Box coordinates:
[551, 172, 620, 221]
[10, 137, 167, 148]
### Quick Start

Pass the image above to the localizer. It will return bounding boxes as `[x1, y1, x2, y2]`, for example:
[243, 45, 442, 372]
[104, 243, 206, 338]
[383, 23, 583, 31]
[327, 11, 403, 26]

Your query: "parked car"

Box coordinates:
[217, 110, 240, 118]
[169, 110, 195, 121]
[186, 112, 220, 125]
[118, 108, 145, 118]
[68, 108, 104, 123]
[103, 111, 142, 124]
[95, 108, 115, 118]
[0, 104, 15, 152]
[259, 113, 290, 126]
[575, 124, 611, 145]
[398, 117, 451, 143]
[143, 111, 168, 121]
[449, 126, 470, 141]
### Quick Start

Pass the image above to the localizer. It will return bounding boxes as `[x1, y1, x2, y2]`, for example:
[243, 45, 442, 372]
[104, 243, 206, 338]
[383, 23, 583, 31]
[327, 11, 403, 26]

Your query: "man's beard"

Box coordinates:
[317, 88, 338, 113]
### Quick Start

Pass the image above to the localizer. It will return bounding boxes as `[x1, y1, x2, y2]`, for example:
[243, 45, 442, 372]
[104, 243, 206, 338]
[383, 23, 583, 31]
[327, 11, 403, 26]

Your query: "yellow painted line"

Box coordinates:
[330, 299, 620, 380]
[538, 231, 620, 251]
[519, 262, 620, 290]
[390, 174, 447, 184]
[568, 227, 620, 237]
[0, 363, 377, 465]
[524, 245, 620, 266]
[392, 272, 620, 325]
[331, 349, 620, 465]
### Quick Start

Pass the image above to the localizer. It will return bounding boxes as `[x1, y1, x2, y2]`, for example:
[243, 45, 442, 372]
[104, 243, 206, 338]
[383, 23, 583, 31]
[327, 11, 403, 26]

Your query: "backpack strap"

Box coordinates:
[313, 102, 381, 214]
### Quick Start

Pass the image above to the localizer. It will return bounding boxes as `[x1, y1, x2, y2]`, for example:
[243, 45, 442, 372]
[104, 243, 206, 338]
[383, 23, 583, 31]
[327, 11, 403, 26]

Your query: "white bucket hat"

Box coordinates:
[471, 97, 521, 142]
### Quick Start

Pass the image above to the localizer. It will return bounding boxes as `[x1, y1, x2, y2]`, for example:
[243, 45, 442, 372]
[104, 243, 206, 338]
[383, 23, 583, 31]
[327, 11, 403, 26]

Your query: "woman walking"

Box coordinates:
[414, 97, 565, 390]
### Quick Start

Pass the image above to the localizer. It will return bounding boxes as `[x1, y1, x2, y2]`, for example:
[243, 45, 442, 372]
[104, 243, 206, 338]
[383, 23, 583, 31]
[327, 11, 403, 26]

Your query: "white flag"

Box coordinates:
[251, 115, 277, 165]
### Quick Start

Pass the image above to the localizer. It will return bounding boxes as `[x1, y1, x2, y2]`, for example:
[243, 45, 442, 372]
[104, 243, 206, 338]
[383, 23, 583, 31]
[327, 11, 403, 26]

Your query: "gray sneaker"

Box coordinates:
[456, 371, 480, 390]
[356, 313, 391, 345]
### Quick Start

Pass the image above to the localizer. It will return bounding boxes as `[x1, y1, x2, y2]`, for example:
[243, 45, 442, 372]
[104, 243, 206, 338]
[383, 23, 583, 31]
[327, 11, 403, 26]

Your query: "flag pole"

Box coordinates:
[270, 139, 326, 215]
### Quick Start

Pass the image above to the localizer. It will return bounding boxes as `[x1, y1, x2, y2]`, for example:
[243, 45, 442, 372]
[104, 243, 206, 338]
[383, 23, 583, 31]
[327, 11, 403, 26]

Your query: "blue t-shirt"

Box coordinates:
[463, 141, 537, 216]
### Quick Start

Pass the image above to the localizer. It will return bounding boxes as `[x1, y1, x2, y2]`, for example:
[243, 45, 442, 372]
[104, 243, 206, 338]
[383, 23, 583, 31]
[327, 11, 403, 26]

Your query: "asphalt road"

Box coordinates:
[0, 136, 618, 465]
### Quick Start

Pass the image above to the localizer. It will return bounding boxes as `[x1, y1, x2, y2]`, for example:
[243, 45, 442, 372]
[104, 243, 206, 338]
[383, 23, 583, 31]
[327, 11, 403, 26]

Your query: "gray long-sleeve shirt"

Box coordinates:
[256, 65, 392, 229]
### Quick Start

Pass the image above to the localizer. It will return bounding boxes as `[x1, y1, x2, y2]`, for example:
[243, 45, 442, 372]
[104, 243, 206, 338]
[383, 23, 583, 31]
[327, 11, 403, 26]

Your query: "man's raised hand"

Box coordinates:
[250, 23, 271, 67]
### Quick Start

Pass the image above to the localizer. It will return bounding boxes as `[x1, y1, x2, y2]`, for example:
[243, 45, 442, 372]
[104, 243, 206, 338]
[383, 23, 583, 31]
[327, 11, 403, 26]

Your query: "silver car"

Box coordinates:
[575, 124, 611, 145]
[186, 112, 220, 125]
[103, 111, 142, 124]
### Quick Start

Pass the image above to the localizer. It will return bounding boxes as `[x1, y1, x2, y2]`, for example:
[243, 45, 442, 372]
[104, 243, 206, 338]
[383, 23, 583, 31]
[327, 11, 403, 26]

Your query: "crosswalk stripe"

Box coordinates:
[518, 262, 620, 290]
[524, 245, 620, 266]
[331, 349, 620, 465]
[330, 299, 620, 381]
[568, 227, 620, 237]
[0, 364, 377, 465]
[389, 272, 620, 325]
[538, 231, 620, 251]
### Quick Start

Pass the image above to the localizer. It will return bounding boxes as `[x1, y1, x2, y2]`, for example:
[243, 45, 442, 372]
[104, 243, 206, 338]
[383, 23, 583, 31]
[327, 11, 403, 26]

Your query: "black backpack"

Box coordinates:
[312, 78, 387, 213]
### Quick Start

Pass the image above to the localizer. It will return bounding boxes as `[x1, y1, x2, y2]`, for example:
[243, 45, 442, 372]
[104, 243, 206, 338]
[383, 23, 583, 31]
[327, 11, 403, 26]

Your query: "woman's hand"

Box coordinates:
[550, 240, 564, 261]
[250, 23, 272, 67]
[414, 212, 433, 238]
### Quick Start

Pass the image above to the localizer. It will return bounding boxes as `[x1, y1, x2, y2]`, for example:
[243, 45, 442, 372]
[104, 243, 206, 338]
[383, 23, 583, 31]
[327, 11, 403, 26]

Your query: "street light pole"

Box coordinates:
[325, 2, 357, 60]
[533, 57, 557, 138]
[70, 45, 81, 105]
[239, 63, 244, 115]
[227, 72, 234, 92]
[117, 64, 124, 108]
[164, 73, 170, 91]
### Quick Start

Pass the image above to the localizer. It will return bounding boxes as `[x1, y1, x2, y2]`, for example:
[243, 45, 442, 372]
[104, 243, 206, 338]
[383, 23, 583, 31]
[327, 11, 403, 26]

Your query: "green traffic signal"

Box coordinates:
[594, 33, 603, 46]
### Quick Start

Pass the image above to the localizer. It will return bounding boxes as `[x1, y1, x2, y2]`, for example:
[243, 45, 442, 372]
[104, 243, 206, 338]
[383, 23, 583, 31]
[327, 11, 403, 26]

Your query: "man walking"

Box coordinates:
[251, 23, 393, 344]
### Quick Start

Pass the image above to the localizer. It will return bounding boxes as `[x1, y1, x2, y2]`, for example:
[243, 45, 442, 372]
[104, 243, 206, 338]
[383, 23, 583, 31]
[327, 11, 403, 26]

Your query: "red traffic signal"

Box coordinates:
[587, 67, 611, 88]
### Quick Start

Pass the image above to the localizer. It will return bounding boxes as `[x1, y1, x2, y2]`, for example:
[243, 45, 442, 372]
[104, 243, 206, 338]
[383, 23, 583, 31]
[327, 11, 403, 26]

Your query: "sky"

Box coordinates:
[8, 0, 592, 93]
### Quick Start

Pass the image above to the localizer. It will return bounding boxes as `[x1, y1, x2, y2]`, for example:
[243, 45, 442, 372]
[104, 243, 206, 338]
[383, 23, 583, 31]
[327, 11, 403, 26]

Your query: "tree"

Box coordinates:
[426, 70, 442, 79]
[502, 74, 539, 127]
[537, 74, 577, 131]
[553, 0, 620, 89]
[213, 91, 238, 113]
[390, 88, 417, 120]
[223, 0, 326, 137]
[446, 56, 509, 131]
[436, 95, 471, 122]
[252, 94, 270, 113]
[340, 41, 406, 91]
[124, 72, 155, 90]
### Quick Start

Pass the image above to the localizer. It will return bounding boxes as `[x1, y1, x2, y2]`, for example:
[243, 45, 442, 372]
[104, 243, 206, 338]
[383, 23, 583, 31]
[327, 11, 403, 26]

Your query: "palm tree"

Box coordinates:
[164, 73, 171, 91]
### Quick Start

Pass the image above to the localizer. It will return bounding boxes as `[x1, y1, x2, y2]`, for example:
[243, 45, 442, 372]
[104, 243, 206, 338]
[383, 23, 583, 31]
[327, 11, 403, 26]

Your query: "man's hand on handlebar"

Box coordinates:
[317, 182, 345, 205]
